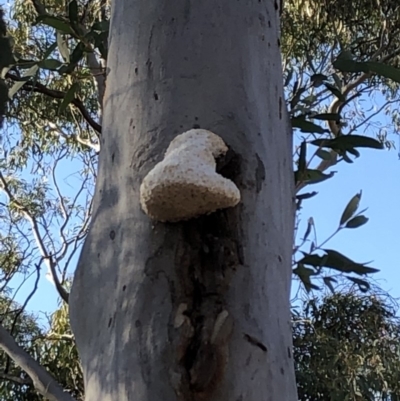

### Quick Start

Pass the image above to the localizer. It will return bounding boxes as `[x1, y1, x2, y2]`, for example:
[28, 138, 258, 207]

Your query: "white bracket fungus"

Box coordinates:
[139, 129, 241, 222]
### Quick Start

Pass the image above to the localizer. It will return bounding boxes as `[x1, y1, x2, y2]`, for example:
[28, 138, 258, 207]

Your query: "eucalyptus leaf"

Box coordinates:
[295, 169, 335, 185]
[340, 192, 361, 225]
[366, 61, 400, 84]
[57, 32, 70, 62]
[324, 82, 346, 102]
[292, 117, 328, 133]
[36, 16, 74, 35]
[323, 249, 379, 275]
[310, 73, 327, 87]
[323, 276, 337, 293]
[345, 215, 369, 229]
[303, 218, 313, 242]
[333, 58, 369, 73]
[8, 64, 39, 98]
[39, 58, 63, 71]
[284, 68, 293, 87]
[298, 141, 307, 173]
[293, 264, 319, 292]
[58, 82, 79, 114]
[315, 149, 332, 160]
[346, 276, 370, 292]
[312, 113, 340, 121]
[312, 135, 383, 150]
[92, 20, 110, 32]
[68, 0, 79, 23]
[296, 192, 318, 201]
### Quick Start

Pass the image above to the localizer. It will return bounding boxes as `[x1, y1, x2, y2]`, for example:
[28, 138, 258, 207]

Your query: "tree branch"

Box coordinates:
[0, 172, 69, 304]
[0, 324, 77, 401]
[86, 52, 106, 114]
[0, 371, 33, 385]
[6, 72, 102, 134]
[296, 45, 400, 193]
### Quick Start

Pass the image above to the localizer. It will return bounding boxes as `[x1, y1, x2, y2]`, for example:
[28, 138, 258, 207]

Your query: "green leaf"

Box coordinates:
[332, 73, 342, 90]
[336, 50, 354, 61]
[292, 117, 328, 134]
[312, 113, 340, 121]
[16, 60, 38, 69]
[312, 135, 383, 150]
[36, 16, 74, 34]
[284, 69, 293, 87]
[39, 58, 63, 71]
[296, 192, 318, 201]
[300, 249, 379, 276]
[346, 276, 370, 292]
[323, 276, 337, 293]
[293, 264, 319, 292]
[92, 20, 110, 32]
[58, 82, 79, 114]
[337, 135, 383, 149]
[340, 192, 361, 225]
[57, 32, 70, 62]
[366, 61, 400, 84]
[332, 57, 400, 85]
[342, 153, 354, 163]
[58, 42, 85, 74]
[310, 73, 327, 87]
[298, 141, 307, 174]
[43, 42, 58, 59]
[295, 169, 335, 185]
[302, 218, 313, 242]
[0, 81, 8, 127]
[93, 31, 108, 59]
[8, 64, 39, 98]
[315, 149, 332, 161]
[324, 82, 346, 102]
[346, 147, 360, 158]
[298, 253, 328, 268]
[333, 58, 369, 73]
[323, 249, 379, 275]
[345, 215, 369, 228]
[290, 86, 306, 108]
[0, 37, 14, 69]
[70, 42, 85, 64]
[68, 0, 79, 23]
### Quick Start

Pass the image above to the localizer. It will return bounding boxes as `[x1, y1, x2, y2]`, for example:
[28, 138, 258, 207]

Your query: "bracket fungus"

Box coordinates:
[139, 129, 241, 222]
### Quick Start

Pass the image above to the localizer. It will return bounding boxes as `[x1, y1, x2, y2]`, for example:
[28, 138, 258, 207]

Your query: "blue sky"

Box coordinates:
[1, 0, 399, 321]
[12, 134, 400, 322]
[295, 145, 400, 295]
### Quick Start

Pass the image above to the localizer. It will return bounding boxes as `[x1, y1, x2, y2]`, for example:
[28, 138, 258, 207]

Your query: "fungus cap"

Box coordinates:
[139, 129, 241, 222]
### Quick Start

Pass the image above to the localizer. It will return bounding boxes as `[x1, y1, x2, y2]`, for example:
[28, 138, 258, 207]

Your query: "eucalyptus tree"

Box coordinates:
[0, 0, 399, 400]
[294, 292, 400, 401]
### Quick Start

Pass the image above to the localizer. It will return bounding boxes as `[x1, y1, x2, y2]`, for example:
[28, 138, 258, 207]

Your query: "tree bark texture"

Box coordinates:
[70, 1, 297, 400]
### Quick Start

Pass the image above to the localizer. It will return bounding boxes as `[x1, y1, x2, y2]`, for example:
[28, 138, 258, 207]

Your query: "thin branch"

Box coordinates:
[0, 324, 77, 401]
[0, 172, 69, 303]
[6, 72, 102, 134]
[0, 372, 33, 385]
[296, 43, 400, 194]
[86, 52, 106, 114]
[10, 264, 40, 337]
[48, 121, 100, 152]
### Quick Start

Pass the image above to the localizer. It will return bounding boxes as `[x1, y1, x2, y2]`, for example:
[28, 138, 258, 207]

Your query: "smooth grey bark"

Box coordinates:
[70, 1, 297, 401]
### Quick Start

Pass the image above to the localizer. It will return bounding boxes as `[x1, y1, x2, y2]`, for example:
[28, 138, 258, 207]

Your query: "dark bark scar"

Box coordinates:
[243, 333, 267, 352]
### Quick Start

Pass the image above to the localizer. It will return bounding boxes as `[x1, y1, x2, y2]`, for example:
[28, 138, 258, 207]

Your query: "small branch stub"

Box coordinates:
[140, 129, 241, 222]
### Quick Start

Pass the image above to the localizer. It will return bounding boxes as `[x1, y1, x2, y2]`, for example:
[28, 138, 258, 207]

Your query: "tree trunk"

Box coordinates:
[69, 1, 297, 401]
